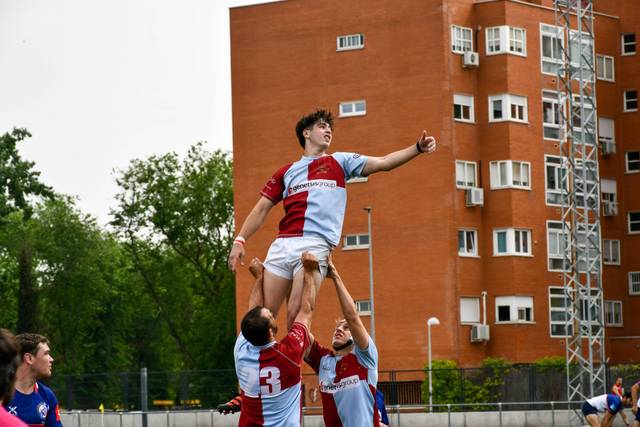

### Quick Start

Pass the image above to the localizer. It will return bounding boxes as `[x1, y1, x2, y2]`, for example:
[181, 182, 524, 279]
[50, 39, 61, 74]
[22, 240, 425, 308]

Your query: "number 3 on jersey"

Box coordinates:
[259, 366, 282, 395]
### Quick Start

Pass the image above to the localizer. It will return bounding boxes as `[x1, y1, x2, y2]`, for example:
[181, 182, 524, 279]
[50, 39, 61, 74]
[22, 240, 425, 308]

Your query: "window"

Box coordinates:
[547, 221, 569, 272]
[569, 30, 594, 82]
[601, 179, 617, 204]
[626, 151, 640, 173]
[602, 239, 621, 265]
[540, 24, 563, 74]
[336, 33, 365, 51]
[542, 91, 562, 140]
[571, 94, 596, 145]
[624, 90, 638, 112]
[598, 118, 615, 146]
[622, 33, 636, 55]
[485, 26, 526, 56]
[343, 234, 369, 250]
[604, 301, 623, 326]
[549, 287, 572, 337]
[453, 94, 475, 122]
[455, 160, 477, 188]
[451, 25, 473, 54]
[493, 228, 531, 256]
[596, 55, 615, 81]
[545, 155, 567, 205]
[355, 300, 371, 315]
[630, 272, 640, 295]
[495, 296, 533, 323]
[458, 229, 478, 256]
[460, 297, 480, 323]
[629, 212, 640, 234]
[339, 100, 366, 117]
[488, 94, 528, 123]
[489, 160, 531, 189]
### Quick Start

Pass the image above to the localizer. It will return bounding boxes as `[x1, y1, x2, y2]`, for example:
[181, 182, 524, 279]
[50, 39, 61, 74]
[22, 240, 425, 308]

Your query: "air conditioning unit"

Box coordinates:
[465, 187, 484, 207]
[601, 140, 616, 155]
[603, 201, 618, 217]
[462, 51, 480, 68]
[470, 324, 490, 342]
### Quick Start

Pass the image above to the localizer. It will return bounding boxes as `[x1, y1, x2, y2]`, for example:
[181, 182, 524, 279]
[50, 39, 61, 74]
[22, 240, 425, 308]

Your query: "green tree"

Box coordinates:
[0, 128, 54, 332]
[111, 142, 236, 369]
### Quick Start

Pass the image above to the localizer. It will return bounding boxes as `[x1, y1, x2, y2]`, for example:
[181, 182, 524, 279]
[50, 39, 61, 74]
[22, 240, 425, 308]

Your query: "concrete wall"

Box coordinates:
[60, 408, 635, 427]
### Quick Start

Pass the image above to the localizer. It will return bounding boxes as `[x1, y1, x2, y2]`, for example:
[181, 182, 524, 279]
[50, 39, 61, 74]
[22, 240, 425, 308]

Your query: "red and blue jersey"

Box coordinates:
[6, 382, 63, 427]
[261, 152, 369, 247]
[234, 322, 310, 426]
[305, 337, 380, 427]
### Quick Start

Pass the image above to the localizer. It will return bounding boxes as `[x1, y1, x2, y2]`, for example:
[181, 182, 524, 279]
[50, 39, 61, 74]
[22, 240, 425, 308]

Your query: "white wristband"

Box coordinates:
[233, 236, 246, 246]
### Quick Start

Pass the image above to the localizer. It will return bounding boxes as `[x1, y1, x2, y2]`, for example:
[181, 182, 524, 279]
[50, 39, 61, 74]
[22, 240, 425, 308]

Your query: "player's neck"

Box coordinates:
[14, 367, 37, 394]
[303, 145, 326, 158]
[335, 346, 352, 357]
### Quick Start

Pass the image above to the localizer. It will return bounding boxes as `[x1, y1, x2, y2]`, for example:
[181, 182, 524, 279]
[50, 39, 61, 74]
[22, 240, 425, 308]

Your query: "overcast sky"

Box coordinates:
[0, 0, 277, 225]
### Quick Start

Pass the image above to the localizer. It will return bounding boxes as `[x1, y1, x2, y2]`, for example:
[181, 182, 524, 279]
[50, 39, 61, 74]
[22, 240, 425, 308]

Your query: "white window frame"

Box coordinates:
[343, 233, 370, 250]
[596, 54, 615, 82]
[604, 300, 623, 326]
[339, 100, 367, 117]
[460, 297, 480, 324]
[624, 90, 638, 112]
[569, 30, 594, 82]
[630, 272, 640, 295]
[493, 228, 532, 257]
[629, 212, 640, 235]
[545, 155, 567, 206]
[489, 160, 531, 190]
[598, 117, 615, 146]
[540, 23, 564, 75]
[451, 25, 473, 54]
[601, 178, 617, 205]
[495, 296, 534, 324]
[542, 90, 562, 140]
[455, 160, 477, 189]
[355, 299, 371, 315]
[626, 151, 640, 173]
[336, 33, 365, 51]
[602, 239, 621, 265]
[453, 94, 475, 123]
[547, 221, 569, 272]
[549, 287, 572, 338]
[485, 26, 526, 56]
[488, 94, 528, 123]
[622, 33, 636, 56]
[458, 229, 478, 257]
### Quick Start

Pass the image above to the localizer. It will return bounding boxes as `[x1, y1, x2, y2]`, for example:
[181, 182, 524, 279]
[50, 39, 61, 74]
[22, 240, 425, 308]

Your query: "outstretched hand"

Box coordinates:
[417, 130, 436, 154]
[248, 257, 264, 279]
[301, 251, 319, 271]
[228, 243, 245, 273]
[326, 254, 339, 280]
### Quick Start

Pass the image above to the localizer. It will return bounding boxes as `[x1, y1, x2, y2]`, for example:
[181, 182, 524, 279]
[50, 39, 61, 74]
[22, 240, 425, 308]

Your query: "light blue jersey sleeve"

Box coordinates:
[332, 152, 369, 179]
[353, 335, 378, 370]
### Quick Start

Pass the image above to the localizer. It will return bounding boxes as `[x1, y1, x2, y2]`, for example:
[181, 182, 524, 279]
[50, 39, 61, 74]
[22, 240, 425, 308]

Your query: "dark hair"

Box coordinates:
[0, 329, 20, 404]
[16, 333, 49, 360]
[624, 390, 632, 399]
[295, 109, 334, 148]
[241, 306, 272, 346]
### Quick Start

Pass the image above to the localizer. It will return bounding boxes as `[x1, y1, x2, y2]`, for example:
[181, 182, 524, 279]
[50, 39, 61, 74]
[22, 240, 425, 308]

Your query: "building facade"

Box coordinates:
[229, 0, 640, 374]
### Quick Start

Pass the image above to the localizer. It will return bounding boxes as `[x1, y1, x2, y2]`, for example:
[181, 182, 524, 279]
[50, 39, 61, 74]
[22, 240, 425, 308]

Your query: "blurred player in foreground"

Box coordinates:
[0, 329, 26, 427]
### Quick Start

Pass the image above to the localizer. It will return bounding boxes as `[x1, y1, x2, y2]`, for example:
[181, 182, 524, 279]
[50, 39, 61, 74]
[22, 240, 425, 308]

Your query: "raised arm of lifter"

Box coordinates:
[361, 130, 436, 176]
[228, 196, 275, 272]
[327, 256, 369, 350]
[293, 252, 319, 330]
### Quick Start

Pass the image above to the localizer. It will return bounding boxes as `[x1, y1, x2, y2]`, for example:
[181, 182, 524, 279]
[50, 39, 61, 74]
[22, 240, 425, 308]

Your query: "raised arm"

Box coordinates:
[361, 130, 436, 176]
[326, 256, 369, 350]
[293, 252, 319, 329]
[228, 196, 275, 272]
[247, 258, 265, 311]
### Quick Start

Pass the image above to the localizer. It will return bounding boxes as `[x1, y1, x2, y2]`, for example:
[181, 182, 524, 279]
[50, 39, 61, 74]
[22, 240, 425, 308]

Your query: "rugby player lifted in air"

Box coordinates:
[228, 109, 436, 330]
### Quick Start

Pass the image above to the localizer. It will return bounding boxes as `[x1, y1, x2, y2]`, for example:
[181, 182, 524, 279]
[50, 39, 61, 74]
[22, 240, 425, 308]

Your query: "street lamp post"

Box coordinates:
[363, 206, 375, 343]
[427, 317, 440, 412]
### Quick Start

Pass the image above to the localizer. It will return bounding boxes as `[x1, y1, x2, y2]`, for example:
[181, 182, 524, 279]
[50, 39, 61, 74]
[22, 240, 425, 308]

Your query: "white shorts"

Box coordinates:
[263, 236, 331, 280]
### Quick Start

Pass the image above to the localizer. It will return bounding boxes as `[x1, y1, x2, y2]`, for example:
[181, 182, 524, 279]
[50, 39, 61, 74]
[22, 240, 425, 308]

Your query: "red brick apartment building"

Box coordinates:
[229, 0, 640, 373]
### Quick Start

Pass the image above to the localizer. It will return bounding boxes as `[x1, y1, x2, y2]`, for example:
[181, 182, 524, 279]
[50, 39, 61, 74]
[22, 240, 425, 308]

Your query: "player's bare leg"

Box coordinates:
[584, 414, 601, 427]
[287, 256, 322, 330]
[262, 270, 293, 319]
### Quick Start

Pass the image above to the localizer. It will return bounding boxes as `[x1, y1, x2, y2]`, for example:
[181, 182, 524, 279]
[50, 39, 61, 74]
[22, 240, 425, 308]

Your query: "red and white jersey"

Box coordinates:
[234, 322, 310, 427]
[261, 152, 369, 247]
[305, 337, 379, 427]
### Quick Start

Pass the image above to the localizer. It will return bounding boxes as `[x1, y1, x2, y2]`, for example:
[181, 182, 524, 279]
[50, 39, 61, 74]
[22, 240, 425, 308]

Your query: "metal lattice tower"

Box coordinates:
[555, 0, 606, 422]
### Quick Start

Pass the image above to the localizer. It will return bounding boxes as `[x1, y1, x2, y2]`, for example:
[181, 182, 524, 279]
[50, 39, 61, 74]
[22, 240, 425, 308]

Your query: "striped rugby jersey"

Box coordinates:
[305, 337, 379, 427]
[234, 323, 310, 427]
[261, 152, 369, 247]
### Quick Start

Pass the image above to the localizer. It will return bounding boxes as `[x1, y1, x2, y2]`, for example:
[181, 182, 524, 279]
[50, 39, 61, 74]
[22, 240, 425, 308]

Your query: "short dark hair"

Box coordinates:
[295, 109, 334, 148]
[16, 333, 49, 360]
[0, 329, 20, 404]
[241, 306, 272, 346]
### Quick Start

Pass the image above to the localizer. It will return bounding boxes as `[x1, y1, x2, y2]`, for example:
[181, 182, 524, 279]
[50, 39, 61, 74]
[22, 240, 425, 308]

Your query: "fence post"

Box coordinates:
[65, 375, 73, 411]
[141, 367, 148, 427]
[391, 370, 398, 405]
[550, 401, 555, 427]
[447, 404, 451, 427]
[498, 402, 502, 427]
